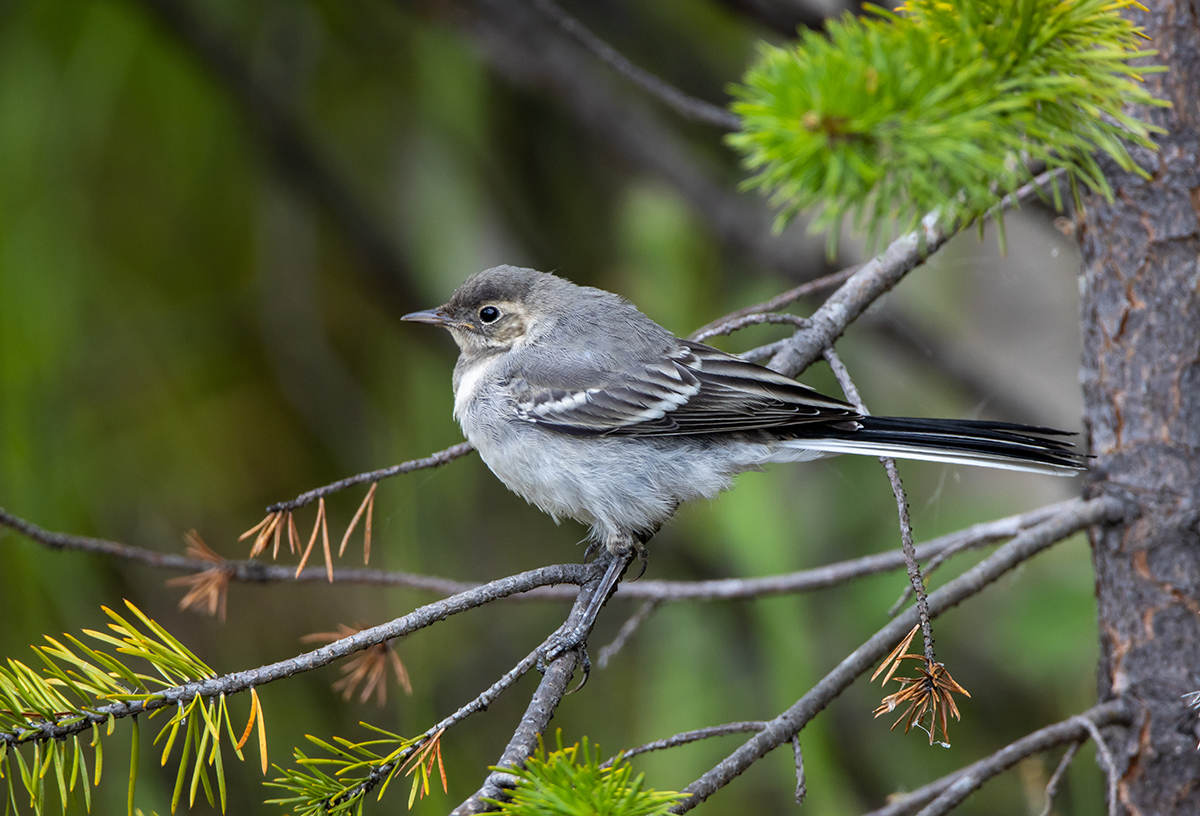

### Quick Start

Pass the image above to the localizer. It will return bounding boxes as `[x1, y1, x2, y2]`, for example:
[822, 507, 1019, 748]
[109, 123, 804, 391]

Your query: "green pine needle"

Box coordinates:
[265, 726, 429, 815]
[1, 601, 257, 816]
[489, 732, 685, 816]
[728, 0, 1167, 253]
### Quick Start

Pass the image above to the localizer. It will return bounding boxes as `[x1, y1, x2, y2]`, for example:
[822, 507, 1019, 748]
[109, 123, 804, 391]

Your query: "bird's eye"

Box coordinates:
[479, 306, 501, 324]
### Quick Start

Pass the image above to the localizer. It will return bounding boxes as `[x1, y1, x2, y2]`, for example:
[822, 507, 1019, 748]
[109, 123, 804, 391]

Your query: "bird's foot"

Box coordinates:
[534, 549, 633, 688]
[536, 628, 592, 691]
[631, 540, 649, 580]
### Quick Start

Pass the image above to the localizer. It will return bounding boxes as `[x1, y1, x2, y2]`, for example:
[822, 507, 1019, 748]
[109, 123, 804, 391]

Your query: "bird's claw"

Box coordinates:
[535, 629, 591, 691]
[631, 540, 649, 580]
[534, 549, 631, 690]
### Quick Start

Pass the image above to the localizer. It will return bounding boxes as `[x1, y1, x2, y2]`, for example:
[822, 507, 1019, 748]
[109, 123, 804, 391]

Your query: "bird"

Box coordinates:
[403, 265, 1083, 659]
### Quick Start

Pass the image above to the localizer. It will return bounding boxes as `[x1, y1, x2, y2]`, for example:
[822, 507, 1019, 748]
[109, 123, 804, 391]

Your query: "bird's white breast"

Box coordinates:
[453, 356, 502, 423]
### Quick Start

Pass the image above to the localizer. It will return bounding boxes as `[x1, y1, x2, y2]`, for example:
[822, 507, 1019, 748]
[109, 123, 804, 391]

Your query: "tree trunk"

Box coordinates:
[1079, 2, 1200, 812]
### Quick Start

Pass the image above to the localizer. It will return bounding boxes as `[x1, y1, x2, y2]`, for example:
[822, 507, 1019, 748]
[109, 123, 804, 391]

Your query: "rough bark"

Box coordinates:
[1079, 1, 1200, 812]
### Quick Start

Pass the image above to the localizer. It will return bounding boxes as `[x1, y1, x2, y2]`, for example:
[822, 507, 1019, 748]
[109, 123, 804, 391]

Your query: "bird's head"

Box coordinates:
[402, 266, 576, 356]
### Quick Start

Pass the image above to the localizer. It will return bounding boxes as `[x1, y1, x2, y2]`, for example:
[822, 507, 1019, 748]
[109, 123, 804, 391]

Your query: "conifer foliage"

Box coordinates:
[728, 0, 1165, 251]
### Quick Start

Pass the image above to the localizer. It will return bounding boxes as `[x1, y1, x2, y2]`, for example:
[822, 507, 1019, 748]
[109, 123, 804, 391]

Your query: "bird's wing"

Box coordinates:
[510, 340, 860, 436]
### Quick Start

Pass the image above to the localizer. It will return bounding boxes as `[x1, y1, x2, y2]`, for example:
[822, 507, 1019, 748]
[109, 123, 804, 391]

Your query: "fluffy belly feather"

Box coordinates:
[466, 416, 732, 545]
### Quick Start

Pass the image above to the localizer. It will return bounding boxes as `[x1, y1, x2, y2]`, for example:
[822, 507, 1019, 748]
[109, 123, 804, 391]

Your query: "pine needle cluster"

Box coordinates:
[0, 602, 265, 815]
[728, 0, 1166, 252]
[489, 734, 685, 816]
[266, 725, 446, 814]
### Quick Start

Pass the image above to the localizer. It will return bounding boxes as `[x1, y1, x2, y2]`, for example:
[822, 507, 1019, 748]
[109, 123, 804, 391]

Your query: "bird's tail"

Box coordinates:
[782, 417, 1086, 476]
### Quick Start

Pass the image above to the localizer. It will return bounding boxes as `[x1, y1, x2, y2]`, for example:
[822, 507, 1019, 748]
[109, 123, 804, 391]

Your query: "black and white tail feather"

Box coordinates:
[512, 336, 1085, 476]
[779, 416, 1082, 476]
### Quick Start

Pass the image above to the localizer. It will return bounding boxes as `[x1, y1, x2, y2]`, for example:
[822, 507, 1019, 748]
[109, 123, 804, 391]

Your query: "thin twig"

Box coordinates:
[888, 534, 987, 617]
[689, 266, 858, 341]
[266, 442, 473, 512]
[768, 211, 949, 378]
[1036, 741, 1082, 816]
[691, 313, 809, 343]
[326, 637, 551, 808]
[451, 559, 612, 814]
[672, 496, 1126, 812]
[884, 456, 934, 660]
[526, 0, 740, 129]
[602, 722, 767, 767]
[430, 651, 541, 737]
[0, 506, 483, 593]
[824, 348, 934, 661]
[991, 166, 1069, 217]
[792, 734, 806, 805]
[737, 338, 791, 363]
[1073, 715, 1121, 816]
[597, 599, 662, 668]
[619, 502, 1070, 600]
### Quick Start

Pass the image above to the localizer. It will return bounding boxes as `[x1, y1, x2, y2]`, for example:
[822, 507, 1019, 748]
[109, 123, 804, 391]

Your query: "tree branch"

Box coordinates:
[265, 442, 474, 512]
[0, 562, 587, 750]
[2, 499, 1083, 605]
[328, 634, 555, 808]
[451, 561, 611, 814]
[692, 312, 809, 343]
[769, 168, 1071, 378]
[862, 699, 1133, 816]
[673, 495, 1126, 811]
[526, 0, 739, 129]
[0, 507, 481, 595]
[606, 722, 768, 765]
[1037, 740, 1083, 816]
[823, 346, 934, 658]
[597, 598, 661, 668]
[689, 266, 857, 340]
[447, 0, 833, 279]
[767, 211, 948, 377]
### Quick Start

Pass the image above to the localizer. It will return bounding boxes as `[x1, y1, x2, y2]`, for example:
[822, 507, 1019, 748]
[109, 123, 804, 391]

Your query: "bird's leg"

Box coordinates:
[626, 519, 663, 581]
[630, 538, 650, 580]
[537, 548, 633, 681]
[575, 549, 632, 644]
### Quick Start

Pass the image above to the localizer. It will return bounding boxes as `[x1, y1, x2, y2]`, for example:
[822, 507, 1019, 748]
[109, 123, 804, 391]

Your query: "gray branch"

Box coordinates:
[451, 563, 608, 813]
[450, 0, 833, 279]
[862, 699, 1132, 816]
[769, 169, 1070, 378]
[1, 501, 1080, 602]
[526, 0, 739, 129]
[0, 562, 588, 750]
[672, 495, 1126, 811]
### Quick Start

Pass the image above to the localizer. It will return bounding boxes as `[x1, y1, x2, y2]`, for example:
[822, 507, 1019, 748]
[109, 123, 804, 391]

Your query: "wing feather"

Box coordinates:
[512, 340, 860, 436]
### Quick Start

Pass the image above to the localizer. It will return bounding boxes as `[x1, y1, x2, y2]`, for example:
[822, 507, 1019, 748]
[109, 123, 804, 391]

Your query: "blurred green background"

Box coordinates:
[0, 1, 1099, 814]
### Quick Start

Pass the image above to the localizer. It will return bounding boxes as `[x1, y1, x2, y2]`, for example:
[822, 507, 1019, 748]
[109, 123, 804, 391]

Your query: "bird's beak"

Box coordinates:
[401, 307, 454, 327]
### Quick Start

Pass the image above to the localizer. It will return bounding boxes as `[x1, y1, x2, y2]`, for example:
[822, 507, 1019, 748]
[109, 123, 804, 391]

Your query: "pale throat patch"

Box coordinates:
[454, 355, 503, 422]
